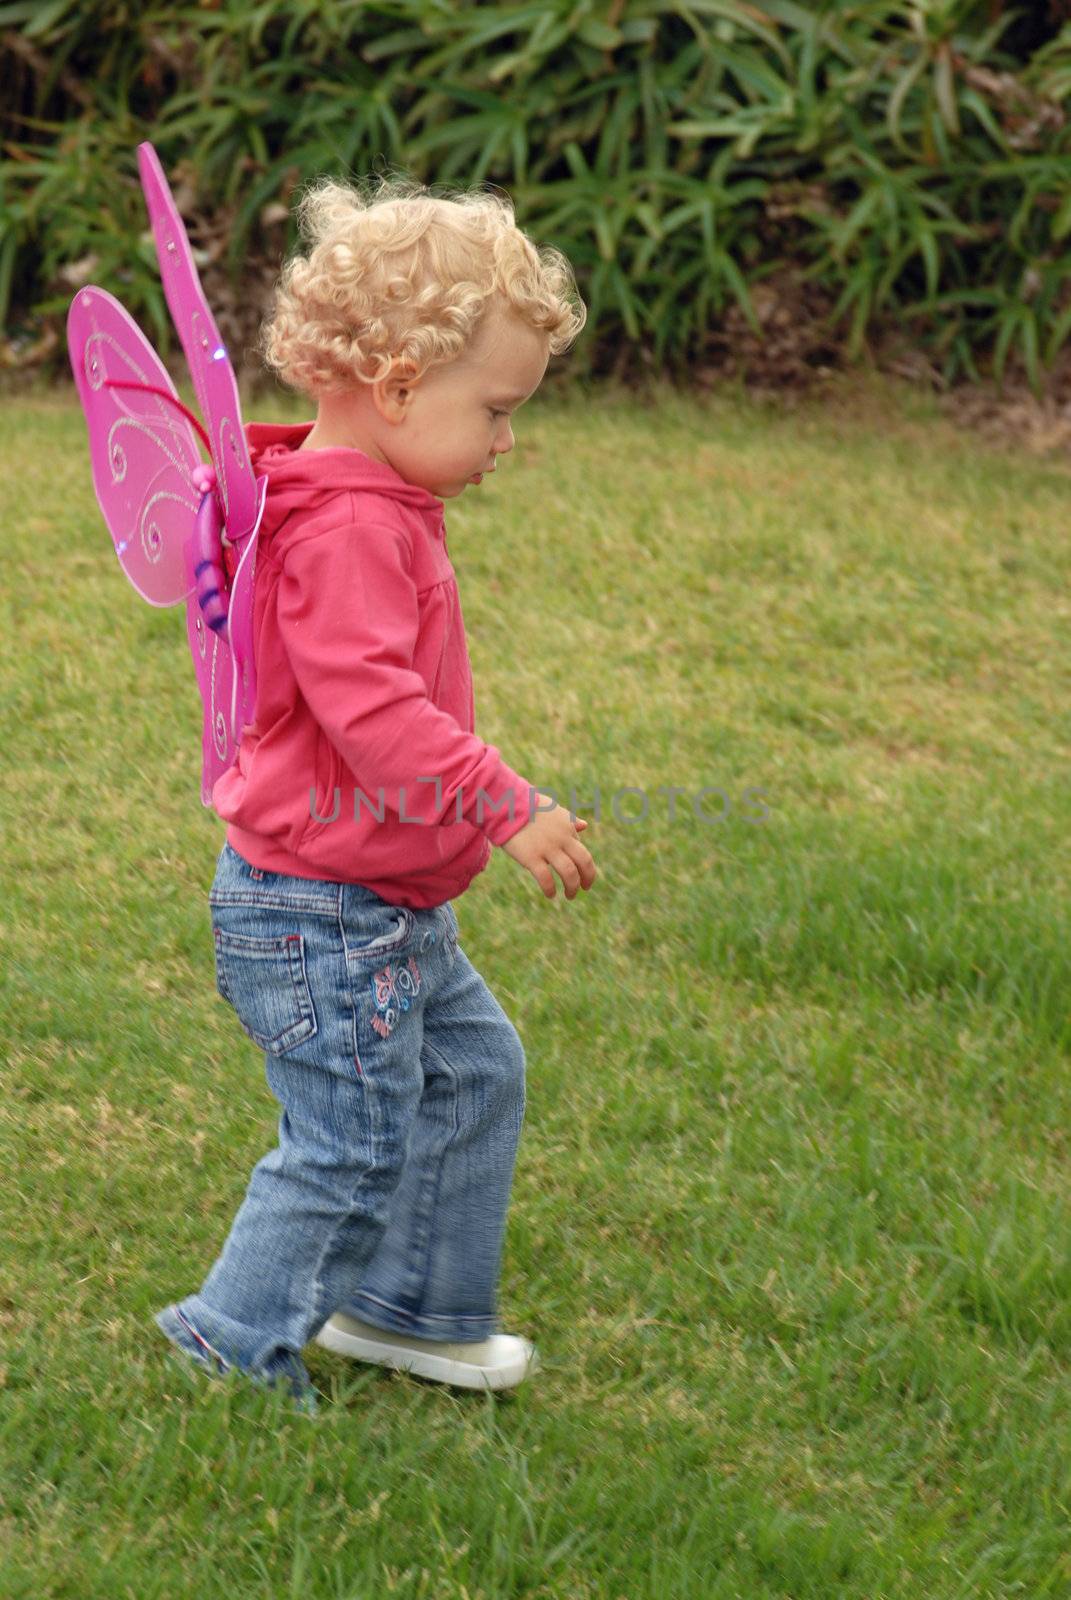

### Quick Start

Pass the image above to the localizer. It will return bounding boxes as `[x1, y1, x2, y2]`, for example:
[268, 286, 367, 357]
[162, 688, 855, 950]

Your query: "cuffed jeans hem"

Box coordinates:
[153, 1303, 320, 1414]
[338, 1290, 500, 1342]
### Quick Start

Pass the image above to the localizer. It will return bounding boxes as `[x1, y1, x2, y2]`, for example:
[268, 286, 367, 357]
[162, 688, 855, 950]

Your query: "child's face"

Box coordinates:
[311, 300, 550, 500]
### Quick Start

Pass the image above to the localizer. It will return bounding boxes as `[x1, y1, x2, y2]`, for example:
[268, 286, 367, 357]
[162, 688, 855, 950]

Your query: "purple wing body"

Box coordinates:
[67, 141, 268, 810]
[185, 468, 267, 806]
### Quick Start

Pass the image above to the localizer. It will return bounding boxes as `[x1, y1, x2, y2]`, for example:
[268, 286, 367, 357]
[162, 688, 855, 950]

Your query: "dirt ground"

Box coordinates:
[687, 272, 1071, 458]
[734, 358, 1071, 459]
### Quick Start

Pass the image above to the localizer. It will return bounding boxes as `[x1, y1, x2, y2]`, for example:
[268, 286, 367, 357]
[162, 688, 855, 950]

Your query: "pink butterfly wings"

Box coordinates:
[67, 141, 267, 807]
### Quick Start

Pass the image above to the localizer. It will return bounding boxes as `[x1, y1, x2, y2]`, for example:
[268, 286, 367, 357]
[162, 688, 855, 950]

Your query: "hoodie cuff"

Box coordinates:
[466, 756, 540, 847]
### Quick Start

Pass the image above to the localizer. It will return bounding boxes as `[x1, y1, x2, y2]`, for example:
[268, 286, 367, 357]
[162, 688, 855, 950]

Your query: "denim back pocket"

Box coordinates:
[213, 927, 318, 1055]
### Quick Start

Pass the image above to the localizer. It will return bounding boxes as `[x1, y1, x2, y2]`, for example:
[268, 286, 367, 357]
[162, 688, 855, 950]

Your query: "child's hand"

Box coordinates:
[501, 793, 597, 900]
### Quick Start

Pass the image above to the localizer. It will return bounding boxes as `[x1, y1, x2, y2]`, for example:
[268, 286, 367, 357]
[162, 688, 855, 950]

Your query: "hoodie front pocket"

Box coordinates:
[213, 927, 318, 1055]
[305, 731, 343, 833]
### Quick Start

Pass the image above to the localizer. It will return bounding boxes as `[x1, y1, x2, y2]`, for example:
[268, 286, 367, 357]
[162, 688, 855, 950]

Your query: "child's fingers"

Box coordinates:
[549, 849, 584, 899]
[561, 840, 597, 890]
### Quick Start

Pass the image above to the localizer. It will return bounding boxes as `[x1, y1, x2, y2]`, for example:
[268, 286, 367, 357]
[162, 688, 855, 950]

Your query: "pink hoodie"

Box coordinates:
[212, 420, 538, 908]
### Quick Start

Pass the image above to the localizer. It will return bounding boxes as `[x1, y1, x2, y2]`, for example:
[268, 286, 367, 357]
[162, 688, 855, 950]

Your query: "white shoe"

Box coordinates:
[314, 1312, 540, 1391]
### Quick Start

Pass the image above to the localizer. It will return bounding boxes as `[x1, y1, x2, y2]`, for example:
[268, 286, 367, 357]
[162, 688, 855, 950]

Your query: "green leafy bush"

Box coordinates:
[2, 0, 1070, 392]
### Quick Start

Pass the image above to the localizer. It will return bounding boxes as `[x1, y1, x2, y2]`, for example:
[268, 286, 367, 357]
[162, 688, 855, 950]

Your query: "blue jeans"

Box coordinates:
[154, 841, 527, 1402]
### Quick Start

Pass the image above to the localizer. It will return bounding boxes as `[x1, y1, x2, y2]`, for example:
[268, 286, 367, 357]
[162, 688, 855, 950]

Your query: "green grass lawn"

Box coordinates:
[2, 373, 1069, 1598]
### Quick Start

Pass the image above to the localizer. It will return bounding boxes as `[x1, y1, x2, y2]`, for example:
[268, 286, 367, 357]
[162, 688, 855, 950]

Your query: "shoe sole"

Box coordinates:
[313, 1320, 540, 1391]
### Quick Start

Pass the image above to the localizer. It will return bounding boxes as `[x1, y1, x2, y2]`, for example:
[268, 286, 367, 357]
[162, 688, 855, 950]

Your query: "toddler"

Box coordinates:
[153, 173, 597, 1415]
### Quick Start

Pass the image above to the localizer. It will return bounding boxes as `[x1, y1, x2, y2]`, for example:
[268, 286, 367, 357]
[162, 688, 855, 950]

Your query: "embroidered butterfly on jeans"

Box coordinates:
[369, 958, 422, 1038]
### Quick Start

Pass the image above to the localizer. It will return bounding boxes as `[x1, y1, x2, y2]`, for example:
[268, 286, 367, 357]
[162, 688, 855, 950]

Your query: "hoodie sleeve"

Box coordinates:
[276, 520, 537, 846]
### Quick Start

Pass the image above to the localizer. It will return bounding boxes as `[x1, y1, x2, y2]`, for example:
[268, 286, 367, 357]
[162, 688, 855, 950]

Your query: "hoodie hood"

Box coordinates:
[244, 420, 447, 541]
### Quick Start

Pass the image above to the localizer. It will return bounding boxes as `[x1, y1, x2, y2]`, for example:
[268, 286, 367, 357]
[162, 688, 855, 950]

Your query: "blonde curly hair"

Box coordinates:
[258, 170, 587, 397]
